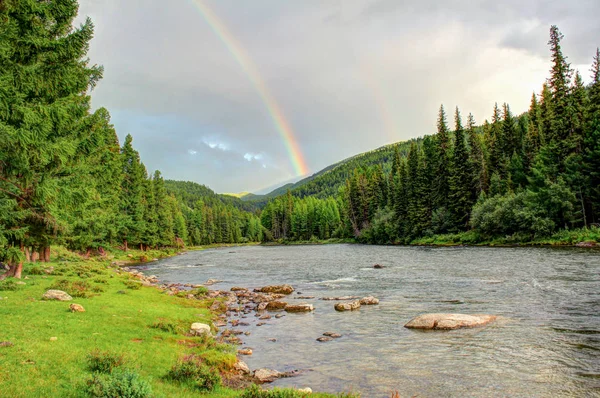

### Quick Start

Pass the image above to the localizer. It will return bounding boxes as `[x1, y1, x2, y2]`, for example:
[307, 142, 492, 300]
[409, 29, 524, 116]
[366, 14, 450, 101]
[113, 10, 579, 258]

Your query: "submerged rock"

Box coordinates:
[42, 290, 72, 301]
[373, 264, 384, 269]
[238, 348, 253, 356]
[316, 336, 332, 342]
[285, 303, 314, 313]
[404, 313, 497, 330]
[321, 296, 360, 301]
[254, 285, 294, 295]
[323, 332, 342, 338]
[359, 296, 379, 305]
[334, 301, 361, 311]
[265, 301, 288, 310]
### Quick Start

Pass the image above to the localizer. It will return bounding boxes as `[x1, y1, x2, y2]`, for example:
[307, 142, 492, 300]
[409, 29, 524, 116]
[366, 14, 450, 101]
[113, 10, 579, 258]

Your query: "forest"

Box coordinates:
[259, 26, 600, 245]
[0, 1, 263, 279]
[1, 0, 599, 281]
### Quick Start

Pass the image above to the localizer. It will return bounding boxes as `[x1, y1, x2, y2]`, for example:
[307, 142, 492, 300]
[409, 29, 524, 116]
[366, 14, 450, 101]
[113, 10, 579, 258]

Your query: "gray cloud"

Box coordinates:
[77, 0, 598, 193]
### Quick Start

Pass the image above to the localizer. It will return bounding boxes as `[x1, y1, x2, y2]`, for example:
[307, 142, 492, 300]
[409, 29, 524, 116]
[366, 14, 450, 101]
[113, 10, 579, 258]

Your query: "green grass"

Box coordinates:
[0, 248, 359, 398]
[410, 227, 600, 247]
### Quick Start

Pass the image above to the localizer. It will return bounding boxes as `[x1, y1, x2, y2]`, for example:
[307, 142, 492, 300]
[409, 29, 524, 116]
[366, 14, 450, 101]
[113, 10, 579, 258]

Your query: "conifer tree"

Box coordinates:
[0, 0, 103, 276]
[119, 135, 146, 250]
[433, 105, 451, 210]
[449, 108, 473, 229]
[467, 113, 487, 195]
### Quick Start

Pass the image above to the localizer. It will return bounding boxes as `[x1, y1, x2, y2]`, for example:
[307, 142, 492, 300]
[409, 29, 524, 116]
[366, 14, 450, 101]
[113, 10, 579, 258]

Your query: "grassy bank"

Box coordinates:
[410, 227, 600, 247]
[0, 247, 357, 398]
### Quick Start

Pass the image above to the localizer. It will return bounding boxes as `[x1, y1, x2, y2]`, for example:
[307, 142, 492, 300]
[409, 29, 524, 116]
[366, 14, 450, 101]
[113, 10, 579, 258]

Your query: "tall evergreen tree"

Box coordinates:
[0, 0, 102, 276]
[449, 108, 473, 229]
[433, 105, 451, 210]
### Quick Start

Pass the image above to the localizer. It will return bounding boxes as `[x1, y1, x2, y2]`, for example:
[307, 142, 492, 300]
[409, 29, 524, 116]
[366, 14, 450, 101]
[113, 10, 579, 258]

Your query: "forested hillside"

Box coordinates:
[260, 27, 600, 245]
[0, 1, 262, 279]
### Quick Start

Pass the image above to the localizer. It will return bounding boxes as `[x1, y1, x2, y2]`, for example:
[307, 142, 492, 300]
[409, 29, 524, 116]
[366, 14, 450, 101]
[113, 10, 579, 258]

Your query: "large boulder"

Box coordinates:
[254, 285, 294, 295]
[359, 296, 379, 305]
[404, 313, 497, 330]
[190, 323, 212, 336]
[334, 301, 361, 311]
[234, 360, 251, 374]
[285, 303, 314, 313]
[42, 290, 72, 301]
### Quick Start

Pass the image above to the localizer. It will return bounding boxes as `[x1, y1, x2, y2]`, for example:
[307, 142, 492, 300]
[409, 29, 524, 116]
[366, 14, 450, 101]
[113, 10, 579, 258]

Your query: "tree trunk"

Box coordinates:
[44, 246, 51, 262]
[84, 248, 92, 259]
[31, 250, 39, 262]
[124, 240, 128, 252]
[98, 247, 106, 257]
[39, 247, 46, 263]
[0, 262, 23, 280]
[24, 247, 31, 262]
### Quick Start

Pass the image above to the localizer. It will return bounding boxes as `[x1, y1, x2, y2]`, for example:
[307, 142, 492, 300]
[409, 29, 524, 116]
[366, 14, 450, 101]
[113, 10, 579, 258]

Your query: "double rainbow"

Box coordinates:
[187, 0, 309, 176]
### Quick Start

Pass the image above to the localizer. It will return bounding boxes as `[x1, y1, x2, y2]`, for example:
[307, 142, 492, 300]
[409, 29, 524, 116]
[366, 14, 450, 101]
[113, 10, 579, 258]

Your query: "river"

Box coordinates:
[141, 244, 600, 397]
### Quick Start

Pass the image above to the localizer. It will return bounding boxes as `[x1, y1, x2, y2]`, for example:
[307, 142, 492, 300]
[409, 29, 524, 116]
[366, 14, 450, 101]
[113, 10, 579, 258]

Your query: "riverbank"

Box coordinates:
[0, 246, 355, 398]
[264, 227, 600, 248]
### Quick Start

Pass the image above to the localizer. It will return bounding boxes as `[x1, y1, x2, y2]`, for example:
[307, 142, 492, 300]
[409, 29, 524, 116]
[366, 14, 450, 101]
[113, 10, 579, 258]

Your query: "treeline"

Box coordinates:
[260, 192, 343, 241]
[0, 1, 262, 278]
[338, 26, 600, 244]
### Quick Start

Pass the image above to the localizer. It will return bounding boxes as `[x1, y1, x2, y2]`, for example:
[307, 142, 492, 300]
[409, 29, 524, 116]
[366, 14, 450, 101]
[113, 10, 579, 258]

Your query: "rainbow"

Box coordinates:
[187, 0, 309, 176]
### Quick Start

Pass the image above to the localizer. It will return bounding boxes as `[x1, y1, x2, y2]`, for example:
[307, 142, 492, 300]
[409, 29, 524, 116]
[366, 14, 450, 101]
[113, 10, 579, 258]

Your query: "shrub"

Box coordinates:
[50, 279, 94, 298]
[0, 279, 19, 291]
[83, 369, 152, 398]
[165, 355, 221, 392]
[149, 320, 181, 334]
[87, 350, 126, 374]
[123, 280, 141, 290]
[192, 286, 208, 297]
[240, 385, 326, 398]
[27, 266, 45, 275]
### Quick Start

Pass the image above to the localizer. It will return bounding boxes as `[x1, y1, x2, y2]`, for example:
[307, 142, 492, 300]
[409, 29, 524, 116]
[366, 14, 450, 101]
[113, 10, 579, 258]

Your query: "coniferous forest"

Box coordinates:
[259, 26, 600, 245]
[1, 0, 599, 279]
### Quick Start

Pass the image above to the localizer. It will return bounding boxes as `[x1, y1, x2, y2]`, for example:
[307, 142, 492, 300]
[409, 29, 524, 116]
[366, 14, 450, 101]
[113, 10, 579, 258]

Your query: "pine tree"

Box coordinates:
[467, 113, 487, 195]
[0, 0, 103, 276]
[524, 93, 543, 170]
[119, 135, 146, 250]
[449, 108, 473, 230]
[433, 105, 451, 210]
[584, 48, 600, 224]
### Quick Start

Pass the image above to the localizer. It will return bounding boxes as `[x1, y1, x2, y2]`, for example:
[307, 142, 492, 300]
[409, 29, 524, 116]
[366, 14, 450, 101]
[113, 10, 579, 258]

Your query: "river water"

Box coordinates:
[141, 244, 600, 397]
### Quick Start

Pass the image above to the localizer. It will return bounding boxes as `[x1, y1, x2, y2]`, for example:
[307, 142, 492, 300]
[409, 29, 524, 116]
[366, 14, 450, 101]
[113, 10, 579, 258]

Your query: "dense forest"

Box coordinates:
[260, 27, 600, 244]
[0, 1, 263, 279]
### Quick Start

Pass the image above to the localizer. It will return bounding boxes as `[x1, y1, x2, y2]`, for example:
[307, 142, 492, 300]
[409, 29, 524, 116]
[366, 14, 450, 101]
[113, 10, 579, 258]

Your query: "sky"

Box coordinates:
[76, 0, 599, 194]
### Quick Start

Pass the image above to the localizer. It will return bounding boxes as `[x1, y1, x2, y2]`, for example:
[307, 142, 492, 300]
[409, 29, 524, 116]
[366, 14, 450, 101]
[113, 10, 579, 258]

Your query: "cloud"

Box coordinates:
[77, 0, 599, 193]
[188, 149, 198, 155]
[243, 152, 264, 162]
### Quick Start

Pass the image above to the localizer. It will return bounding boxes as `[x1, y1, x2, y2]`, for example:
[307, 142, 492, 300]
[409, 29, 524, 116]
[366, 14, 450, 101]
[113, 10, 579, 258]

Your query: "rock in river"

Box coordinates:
[254, 368, 282, 383]
[266, 301, 288, 310]
[334, 301, 361, 311]
[404, 313, 497, 330]
[359, 296, 379, 305]
[42, 290, 72, 301]
[285, 303, 314, 313]
[254, 285, 294, 295]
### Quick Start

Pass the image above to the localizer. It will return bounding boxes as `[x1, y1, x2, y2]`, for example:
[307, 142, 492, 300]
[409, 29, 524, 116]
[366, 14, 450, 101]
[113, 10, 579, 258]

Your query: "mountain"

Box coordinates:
[164, 180, 259, 212]
[244, 138, 419, 206]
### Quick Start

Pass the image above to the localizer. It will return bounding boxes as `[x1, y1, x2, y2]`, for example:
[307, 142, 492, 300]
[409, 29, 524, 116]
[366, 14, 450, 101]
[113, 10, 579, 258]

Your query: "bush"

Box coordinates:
[0, 279, 19, 291]
[192, 286, 208, 296]
[27, 266, 45, 275]
[123, 280, 141, 290]
[165, 355, 221, 392]
[149, 320, 182, 334]
[87, 350, 126, 374]
[83, 369, 152, 398]
[50, 279, 94, 298]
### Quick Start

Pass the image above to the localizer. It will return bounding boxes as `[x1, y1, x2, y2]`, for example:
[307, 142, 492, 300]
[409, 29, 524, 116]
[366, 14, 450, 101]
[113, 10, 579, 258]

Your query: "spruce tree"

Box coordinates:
[449, 108, 473, 230]
[433, 105, 451, 210]
[0, 0, 102, 276]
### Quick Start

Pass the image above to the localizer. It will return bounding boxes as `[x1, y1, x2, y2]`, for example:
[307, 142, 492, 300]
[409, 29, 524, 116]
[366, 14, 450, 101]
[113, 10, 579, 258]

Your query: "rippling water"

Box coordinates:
[141, 244, 600, 397]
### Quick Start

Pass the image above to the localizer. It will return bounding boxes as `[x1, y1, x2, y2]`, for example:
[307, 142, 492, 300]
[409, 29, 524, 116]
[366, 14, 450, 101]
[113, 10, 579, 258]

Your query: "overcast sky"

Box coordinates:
[76, 0, 599, 193]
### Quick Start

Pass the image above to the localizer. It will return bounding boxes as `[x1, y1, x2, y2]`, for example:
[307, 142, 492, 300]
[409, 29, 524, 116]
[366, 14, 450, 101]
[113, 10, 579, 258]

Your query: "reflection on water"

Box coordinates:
[142, 245, 600, 397]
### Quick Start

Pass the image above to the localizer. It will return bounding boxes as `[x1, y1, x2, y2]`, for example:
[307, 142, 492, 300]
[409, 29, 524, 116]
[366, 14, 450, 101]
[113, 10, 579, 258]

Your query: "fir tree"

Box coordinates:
[449, 108, 473, 229]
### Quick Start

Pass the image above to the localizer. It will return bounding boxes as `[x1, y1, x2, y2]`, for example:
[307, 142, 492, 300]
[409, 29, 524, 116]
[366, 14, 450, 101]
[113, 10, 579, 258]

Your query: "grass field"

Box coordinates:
[0, 247, 355, 398]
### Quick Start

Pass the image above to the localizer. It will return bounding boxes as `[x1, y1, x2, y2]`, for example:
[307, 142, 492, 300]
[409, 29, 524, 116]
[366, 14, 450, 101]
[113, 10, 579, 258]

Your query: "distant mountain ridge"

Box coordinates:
[241, 139, 419, 206]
